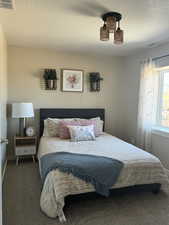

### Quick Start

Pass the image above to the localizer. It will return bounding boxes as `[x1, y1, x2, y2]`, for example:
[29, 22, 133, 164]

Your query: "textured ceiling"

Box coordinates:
[0, 0, 169, 56]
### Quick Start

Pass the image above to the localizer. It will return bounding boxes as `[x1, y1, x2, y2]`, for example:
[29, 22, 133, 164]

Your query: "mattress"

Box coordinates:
[38, 133, 169, 222]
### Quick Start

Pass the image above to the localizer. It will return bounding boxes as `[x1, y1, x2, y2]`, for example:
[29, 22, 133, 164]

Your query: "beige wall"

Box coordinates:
[7, 46, 124, 158]
[121, 42, 169, 169]
[0, 25, 8, 171]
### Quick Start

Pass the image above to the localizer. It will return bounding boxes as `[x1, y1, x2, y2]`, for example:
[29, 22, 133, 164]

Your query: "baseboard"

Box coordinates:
[2, 160, 7, 182]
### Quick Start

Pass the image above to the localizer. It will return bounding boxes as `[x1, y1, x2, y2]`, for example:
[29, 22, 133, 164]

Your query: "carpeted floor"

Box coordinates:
[2, 161, 169, 225]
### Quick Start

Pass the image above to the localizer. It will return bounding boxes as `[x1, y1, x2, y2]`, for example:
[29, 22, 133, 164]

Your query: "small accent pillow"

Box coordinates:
[59, 120, 95, 139]
[68, 125, 96, 142]
[75, 118, 104, 137]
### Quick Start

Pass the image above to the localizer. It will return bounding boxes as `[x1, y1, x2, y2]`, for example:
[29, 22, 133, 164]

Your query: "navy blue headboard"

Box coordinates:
[40, 108, 105, 137]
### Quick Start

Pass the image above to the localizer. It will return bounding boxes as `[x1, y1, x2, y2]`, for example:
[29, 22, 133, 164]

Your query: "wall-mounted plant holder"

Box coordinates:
[43, 69, 58, 90]
[89, 72, 103, 92]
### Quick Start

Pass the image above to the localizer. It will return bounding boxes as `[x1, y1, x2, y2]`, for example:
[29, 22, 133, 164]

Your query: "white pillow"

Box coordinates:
[43, 118, 75, 137]
[75, 117, 104, 136]
[43, 119, 50, 136]
[93, 119, 104, 136]
[68, 125, 96, 142]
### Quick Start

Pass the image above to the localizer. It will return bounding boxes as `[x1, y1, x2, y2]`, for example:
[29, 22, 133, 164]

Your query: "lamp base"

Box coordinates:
[19, 118, 26, 136]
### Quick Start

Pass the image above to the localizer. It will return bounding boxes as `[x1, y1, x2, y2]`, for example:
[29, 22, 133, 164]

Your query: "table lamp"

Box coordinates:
[12, 103, 34, 136]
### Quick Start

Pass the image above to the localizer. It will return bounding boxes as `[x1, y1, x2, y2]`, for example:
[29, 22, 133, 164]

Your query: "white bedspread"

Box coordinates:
[38, 133, 169, 222]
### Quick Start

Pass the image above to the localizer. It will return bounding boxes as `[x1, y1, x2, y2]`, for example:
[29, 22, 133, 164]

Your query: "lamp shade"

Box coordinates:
[100, 23, 109, 41]
[12, 103, 34, 118]
[114, 27, 123, 44]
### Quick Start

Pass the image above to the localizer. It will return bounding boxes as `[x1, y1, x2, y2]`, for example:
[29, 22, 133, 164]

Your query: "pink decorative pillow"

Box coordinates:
[59, 120, 95, 139]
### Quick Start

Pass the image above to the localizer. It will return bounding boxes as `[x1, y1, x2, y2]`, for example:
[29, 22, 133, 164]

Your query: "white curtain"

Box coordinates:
[136, 58, 159, 152]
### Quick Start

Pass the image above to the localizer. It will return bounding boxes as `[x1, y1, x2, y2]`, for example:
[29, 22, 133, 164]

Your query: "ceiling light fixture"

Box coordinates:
[100, 12, 124, 44]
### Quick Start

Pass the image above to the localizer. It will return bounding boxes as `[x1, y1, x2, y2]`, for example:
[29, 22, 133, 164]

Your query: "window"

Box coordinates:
[157, 69, 169, 128]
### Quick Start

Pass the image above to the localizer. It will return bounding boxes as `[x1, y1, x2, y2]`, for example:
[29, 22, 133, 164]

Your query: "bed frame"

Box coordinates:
[39, 108, 161, 195]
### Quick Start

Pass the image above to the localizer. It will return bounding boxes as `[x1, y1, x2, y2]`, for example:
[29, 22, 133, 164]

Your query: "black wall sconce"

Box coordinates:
[43, 69, 58, 90]
[89, 72, 103, 92]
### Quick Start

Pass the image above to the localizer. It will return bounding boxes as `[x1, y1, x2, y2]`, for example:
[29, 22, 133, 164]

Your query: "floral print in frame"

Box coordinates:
[61, 69, 84, 92]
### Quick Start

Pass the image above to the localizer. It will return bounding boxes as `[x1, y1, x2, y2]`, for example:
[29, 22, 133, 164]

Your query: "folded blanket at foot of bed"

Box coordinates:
[40, 152, 124, 197]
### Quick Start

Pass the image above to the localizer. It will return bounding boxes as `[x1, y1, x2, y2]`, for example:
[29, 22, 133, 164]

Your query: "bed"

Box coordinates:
[38, 108, 169, 222]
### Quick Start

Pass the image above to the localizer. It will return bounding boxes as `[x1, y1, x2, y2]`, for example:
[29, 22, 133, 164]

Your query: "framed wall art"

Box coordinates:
[61, 69, 84, 92]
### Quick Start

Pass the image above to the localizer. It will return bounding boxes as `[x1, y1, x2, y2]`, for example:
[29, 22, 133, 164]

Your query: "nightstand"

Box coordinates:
[14, 136, 37, 165]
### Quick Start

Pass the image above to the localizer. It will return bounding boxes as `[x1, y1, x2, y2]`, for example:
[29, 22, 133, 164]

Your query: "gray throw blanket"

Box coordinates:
[40, 152, 123, 197]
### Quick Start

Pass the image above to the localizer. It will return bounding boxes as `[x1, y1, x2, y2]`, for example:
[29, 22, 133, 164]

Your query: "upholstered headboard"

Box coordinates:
[39, 108, 105, 137]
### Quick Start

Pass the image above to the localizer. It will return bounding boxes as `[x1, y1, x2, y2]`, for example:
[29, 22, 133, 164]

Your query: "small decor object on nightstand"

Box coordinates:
[14, 136, 37, 165]
[89, 72, 103, 92]
[61, 69, 84, 92]
[25, 126, 35, 137]
[43, 69, 58, 90]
